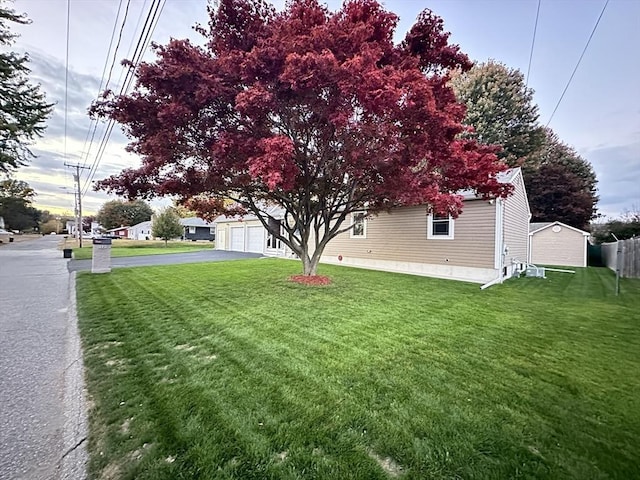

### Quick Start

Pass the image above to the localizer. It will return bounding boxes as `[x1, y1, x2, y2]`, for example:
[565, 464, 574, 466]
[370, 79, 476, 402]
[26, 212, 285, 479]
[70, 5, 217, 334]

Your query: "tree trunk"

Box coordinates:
[300, 243, 322, 276]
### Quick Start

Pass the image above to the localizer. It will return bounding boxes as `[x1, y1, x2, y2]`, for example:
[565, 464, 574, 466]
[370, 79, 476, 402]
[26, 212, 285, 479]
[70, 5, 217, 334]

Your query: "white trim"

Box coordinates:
[350, 211, 367, 238]
[427, 214, 454, 240]
[494, 198, 504, 270]
[529, 221, 589, 236]
[321, 255, 497, 284]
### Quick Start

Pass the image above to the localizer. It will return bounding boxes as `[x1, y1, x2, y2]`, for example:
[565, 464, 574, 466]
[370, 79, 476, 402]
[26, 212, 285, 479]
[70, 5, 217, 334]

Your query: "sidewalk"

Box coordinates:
[0, 236, 87, 480]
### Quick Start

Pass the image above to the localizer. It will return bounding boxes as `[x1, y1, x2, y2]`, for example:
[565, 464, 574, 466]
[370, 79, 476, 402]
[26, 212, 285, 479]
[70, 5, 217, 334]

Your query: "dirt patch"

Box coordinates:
[120, 417, 133, 434]
[129, 442, 153, 461]
[99, 462, 120, 480]
[368, 450, 403, 478]
[289, 275, 332, 286]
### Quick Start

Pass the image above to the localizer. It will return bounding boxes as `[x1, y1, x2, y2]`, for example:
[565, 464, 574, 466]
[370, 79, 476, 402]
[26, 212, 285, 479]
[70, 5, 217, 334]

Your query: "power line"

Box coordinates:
[81, 0, 167, 198]
[545, 0, 610, 127]
[525, 0, 541, 87]
[80, 0, 125, 170]
[104, 0, 133, 93]
[63, 0, 70, 160]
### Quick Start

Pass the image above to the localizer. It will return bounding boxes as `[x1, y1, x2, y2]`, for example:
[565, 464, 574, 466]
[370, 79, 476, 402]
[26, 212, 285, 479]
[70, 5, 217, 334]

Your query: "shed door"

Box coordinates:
[230, 227, 244, 251]
[247, 226, 264, 253]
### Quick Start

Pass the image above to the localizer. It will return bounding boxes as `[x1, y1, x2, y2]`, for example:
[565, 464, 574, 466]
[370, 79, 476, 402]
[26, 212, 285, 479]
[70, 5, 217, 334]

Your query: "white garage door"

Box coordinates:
[230, 227, 244, 251]
[247, 226, 264, 253]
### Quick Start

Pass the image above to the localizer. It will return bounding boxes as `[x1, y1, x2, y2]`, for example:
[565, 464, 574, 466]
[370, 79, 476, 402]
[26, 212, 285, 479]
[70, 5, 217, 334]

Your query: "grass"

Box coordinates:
[66, 239, 213, 260]
[75, 260, 640, 479]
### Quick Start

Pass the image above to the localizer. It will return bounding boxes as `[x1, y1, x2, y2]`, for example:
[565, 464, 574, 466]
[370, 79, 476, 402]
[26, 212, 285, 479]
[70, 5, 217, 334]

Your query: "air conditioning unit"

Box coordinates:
[526, 266, 545, 278]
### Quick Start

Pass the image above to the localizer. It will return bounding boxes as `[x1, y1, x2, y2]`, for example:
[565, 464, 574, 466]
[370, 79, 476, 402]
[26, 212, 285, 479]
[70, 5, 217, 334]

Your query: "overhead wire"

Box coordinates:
[81, 0, 167, 198]
[525, 0, 541, 87]
[79, 0, 125, 170]
[545, 0, 610, 127]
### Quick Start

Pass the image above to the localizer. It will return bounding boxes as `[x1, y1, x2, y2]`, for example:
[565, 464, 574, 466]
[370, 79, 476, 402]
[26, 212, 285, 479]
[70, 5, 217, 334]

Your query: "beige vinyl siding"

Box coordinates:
[502, 172, 530, 266]
[530, 226, 587, 267]
[322, 201, 496, 269]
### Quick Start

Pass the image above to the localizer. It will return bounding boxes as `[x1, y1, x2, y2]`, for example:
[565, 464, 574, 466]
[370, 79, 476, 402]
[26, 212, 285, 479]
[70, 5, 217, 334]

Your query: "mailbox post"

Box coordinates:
[92, 237, 112, 273]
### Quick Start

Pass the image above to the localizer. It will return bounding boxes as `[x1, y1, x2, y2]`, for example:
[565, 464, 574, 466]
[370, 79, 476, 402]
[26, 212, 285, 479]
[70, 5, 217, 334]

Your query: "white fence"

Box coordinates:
[601, 237, 640, 279]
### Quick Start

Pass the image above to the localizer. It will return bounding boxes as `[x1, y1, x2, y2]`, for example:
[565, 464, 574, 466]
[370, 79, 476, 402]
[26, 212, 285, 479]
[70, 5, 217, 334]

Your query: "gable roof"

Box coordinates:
[529, 221, 589, 236]
[131, 220, 152, 229]
[180, 217, 216, 227]
[214, 205, 284, 224]
[459, 167, 523, 200]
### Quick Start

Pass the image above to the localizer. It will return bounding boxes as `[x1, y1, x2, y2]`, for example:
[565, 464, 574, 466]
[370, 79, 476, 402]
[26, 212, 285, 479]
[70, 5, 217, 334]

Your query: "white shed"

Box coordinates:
[528, 221, 590, 267]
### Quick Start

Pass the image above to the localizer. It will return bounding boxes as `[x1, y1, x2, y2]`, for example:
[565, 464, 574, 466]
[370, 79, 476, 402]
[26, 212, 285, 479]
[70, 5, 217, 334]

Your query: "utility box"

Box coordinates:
[526, 266, 545, 278]
[92, 237, 112, 273]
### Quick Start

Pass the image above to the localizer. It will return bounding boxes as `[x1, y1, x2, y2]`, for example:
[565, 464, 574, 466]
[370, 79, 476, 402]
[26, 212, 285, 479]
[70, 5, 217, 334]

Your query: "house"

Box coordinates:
[216, 168, 531, 285]
[215, 205, 291, 256]
[181, 217, 216, 241]
[129, 220, 153, 240]
[105, 226, 130, 239]
[528, 221, 589, 268]
[320, 168, 531, 284]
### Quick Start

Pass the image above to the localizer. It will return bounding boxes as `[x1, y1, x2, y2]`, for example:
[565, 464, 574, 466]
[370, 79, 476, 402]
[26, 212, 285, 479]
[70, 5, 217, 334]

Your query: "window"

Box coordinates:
[267, 218, 282, 249]
[351, 212, 366, 238]
[188, 226, 196, 234]
[210, 227, 215, 234]
[427, 214, 454, 239]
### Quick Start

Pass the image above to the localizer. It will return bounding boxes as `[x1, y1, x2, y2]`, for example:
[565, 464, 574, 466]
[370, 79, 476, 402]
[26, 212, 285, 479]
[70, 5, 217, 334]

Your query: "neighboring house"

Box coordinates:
[528, 221, 589, 268]
[129, 220, 153, 240]
[181, 217, 216, 241]
[66, 220, 77, 236]
[215, 205, 291, 256]
[320, 168, 531, 284]
[105, 226, 130, 238]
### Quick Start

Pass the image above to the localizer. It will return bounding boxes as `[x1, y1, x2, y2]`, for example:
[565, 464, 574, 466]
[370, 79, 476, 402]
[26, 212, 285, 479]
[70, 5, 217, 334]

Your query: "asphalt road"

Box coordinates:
[0, 235, 86, 480]
[67, 248, 263, 272]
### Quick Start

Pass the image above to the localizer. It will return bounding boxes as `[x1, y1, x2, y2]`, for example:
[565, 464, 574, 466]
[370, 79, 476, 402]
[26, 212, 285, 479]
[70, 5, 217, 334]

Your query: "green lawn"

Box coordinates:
[70, 240, 213, 260]
[76, 260, 640, 479]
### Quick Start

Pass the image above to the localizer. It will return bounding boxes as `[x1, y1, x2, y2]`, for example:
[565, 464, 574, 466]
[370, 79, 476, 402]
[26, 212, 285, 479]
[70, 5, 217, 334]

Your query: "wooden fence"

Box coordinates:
[601, 237, 640, 278]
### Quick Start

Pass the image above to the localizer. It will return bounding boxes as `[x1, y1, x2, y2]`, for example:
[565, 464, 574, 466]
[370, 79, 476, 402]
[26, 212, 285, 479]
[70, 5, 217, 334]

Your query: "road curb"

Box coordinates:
[59, 271, 88, 479]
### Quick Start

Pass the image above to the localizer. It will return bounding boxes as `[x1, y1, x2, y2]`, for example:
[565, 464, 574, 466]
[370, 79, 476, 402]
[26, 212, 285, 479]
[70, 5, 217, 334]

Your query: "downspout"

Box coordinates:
[481, 198, 505, 290]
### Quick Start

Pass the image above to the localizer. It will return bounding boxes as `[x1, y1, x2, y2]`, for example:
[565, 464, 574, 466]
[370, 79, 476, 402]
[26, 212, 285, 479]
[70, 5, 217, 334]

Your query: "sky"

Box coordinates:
[7, 0, 640, 219]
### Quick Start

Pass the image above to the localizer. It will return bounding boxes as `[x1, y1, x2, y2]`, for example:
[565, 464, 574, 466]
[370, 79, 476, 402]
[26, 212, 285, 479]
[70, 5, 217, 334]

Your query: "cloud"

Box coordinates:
[583, 140, 640, 218]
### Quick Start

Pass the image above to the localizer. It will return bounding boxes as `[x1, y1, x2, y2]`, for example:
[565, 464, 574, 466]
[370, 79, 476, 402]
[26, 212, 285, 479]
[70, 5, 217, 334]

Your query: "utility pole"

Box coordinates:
[64, 163, 90, 248]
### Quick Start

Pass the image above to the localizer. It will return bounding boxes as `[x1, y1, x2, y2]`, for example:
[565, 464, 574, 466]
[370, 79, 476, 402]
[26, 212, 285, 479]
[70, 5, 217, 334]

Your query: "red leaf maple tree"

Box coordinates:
[93, 0, 511, 276]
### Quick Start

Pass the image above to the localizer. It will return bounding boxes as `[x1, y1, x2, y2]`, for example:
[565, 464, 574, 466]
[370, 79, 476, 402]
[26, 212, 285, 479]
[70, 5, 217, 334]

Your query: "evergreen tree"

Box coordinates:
[0, 4, 53, 172]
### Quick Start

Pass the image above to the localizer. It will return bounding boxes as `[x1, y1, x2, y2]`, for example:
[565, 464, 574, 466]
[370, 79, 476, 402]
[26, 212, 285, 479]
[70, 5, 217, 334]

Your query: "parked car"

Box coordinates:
[0, 228, 14, 243]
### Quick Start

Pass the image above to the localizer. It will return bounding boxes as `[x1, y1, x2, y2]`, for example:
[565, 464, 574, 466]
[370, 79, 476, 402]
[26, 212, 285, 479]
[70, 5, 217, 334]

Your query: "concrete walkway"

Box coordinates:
[0, 236, 87, 480]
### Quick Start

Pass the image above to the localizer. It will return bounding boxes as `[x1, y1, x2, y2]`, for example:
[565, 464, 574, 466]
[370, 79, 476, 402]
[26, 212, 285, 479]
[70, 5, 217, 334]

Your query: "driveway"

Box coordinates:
[0, 235, 86, 480]
[67, 249, 263, 272]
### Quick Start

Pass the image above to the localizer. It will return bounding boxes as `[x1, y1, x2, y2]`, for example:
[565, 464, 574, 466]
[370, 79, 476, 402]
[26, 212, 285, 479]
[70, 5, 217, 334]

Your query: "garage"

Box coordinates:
[246, 226, 264, 253]
[230, 227, 244, 251]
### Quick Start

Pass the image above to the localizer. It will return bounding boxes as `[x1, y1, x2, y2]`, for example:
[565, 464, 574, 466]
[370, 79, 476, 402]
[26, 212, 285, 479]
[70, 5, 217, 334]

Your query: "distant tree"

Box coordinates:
[450, 62, 598, 227]
[450, 60, 545, 166]
[152, 208, 183, 246]
[170, 200, 197, 219]
[40, 218, 60, 234]
[591, 206, 640, 243]
[93, 0, 511, 276]
[0, 5, 53, 172]
[96, 199, 153, 230]
[525, 130, 598, 229]
[0, 177, 40, 230]
[0, 178, 35, 200]
[526, 163, 595, 230]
